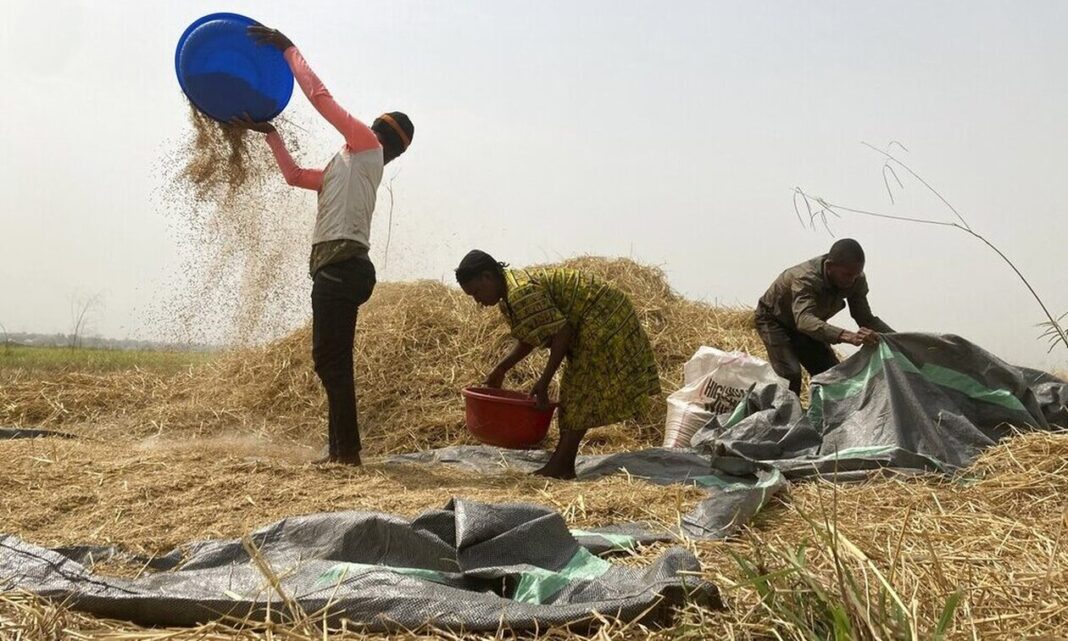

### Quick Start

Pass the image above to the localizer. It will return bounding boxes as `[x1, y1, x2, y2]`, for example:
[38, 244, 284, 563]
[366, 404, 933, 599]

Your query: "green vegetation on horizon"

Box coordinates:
[0, 345, 215, 374]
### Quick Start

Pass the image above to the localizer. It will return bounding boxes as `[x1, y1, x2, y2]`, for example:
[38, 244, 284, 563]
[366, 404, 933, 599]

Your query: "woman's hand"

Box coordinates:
[485, 342, 534, 388]
[483, 366, 507, 389]
[228, 113, 275, 134]
[529, 325, 570, 411]
[247, 25, 294, 51]
[530, 378, 551, 411]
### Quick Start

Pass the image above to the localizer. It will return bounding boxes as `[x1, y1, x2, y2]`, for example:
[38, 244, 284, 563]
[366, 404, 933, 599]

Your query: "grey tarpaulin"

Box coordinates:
[693, 333, 1067, 478]
[0, 499, 720, 631]
[0, 427, 74, 440]
[392, 334, 1064, 533]
[388, 446, 785, 540]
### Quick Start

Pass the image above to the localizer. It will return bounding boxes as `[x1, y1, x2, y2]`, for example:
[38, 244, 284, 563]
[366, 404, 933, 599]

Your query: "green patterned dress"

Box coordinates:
[500, 268, 661, 431]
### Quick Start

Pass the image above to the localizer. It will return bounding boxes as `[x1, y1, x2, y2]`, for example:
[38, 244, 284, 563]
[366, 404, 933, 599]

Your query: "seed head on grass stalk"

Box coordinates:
[793, 142, 1068, 355]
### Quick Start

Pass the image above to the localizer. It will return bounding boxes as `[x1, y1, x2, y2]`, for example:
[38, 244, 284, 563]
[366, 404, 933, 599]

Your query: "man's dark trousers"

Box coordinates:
[755, 316, 839, 397]
[311, 256, 376, 458]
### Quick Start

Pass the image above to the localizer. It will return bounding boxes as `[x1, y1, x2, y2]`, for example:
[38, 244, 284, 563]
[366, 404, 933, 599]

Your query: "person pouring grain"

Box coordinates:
[230, 25, 414, 465]
[755, 239, 893, 397]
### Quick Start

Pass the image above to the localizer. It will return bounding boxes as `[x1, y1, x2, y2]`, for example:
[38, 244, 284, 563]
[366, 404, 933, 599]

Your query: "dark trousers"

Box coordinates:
[311, 256, 376, 457]
[755, 316, 839, 396]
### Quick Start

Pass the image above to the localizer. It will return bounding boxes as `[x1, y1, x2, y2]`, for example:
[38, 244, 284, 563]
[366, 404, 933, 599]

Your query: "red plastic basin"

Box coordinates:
[462, 387, 557, 449]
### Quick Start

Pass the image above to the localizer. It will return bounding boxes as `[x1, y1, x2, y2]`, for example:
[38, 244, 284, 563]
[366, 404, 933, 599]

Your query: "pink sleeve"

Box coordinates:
[266, 131, 323, 191]
[284, 47, 381, 153]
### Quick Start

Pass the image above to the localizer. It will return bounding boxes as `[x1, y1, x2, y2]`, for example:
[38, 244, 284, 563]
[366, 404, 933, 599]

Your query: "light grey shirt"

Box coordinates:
[312, 146, 384, 248]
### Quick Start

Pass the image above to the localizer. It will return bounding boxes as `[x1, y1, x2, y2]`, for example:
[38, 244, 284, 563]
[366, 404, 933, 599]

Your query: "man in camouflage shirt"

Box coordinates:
[755, 239, 894, 396]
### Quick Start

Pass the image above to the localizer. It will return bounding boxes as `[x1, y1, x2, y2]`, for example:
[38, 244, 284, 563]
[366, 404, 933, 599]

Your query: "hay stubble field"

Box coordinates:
[1, 259, 1066, 640]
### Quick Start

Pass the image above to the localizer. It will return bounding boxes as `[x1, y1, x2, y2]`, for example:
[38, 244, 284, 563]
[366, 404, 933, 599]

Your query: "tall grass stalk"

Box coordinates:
[793, 143, 1068, 355]
[727, 490, 962, 640]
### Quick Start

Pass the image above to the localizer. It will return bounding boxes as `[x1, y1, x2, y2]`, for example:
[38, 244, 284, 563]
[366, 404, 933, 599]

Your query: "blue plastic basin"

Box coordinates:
[175, 12, 294, 122]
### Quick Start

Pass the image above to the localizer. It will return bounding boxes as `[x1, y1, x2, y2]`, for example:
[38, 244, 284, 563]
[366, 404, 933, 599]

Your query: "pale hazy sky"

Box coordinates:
[1, 1, 1065, 370]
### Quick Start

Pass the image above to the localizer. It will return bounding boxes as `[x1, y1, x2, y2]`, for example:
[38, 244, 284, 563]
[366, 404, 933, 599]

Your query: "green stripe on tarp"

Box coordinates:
[807, 445, 949, 471]
[692, 468, 784, 525]
[809, 445, 897, 461]
[692, 468, 784, 492]
[814, 343, 1029, 414]
[569, 529, 639, 551]
[809, 385, 825, 427]
[317, 562, 450, 586]
[512, 547, 613, 604]
[721, 398, 752, 430]
[914, 362, 1028, 412]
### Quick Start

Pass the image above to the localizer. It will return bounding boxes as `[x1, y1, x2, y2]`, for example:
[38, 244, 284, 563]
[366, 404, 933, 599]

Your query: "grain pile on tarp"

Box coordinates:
[0, 499, 720, 632]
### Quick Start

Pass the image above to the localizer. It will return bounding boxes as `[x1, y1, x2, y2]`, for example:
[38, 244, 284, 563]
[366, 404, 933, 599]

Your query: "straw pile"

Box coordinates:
[170, 256, 761, 453]
[0, 368, 185, 428]
[0, 257, 760, 452]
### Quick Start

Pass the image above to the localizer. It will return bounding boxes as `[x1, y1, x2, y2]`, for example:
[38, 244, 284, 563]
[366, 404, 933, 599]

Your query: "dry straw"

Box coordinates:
[1, 257, 762, 454]
[0, 435, 704, 557]
[1, 432, 1065, 639]
[2, 258, 1065, 639]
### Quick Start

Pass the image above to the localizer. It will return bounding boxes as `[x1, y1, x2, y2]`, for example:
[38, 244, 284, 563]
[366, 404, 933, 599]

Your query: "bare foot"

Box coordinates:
[533, 463, 576, 480]
[534, 429, 584, 479]
[335, 453, 362, 466]
[312, 453, 362, 466]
